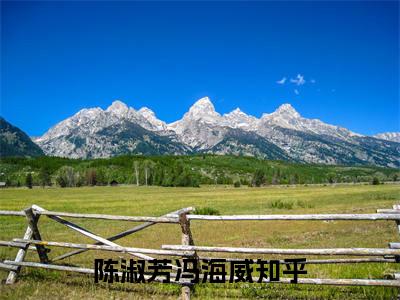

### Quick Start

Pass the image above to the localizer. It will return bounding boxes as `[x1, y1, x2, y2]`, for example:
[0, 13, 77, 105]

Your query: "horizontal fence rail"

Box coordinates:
[377, 209, 400, 214]
[2, 260, 399, 287]
[1, 239, 195, 256]
[187, 214, 400, 221]
[51, 206, 195, 262]
[1, 260, 186, 285]
[3, 210, 400, 221]
[198, 256, 396, 264]
[34, 210, 180, 223]
[0, 210, 26, 216]
[0, 204, 400, 299]
[162, 245, 400, 256]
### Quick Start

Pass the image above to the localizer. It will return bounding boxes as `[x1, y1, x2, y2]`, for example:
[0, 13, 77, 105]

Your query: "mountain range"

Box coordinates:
[373, 132, 400, 143]
[28, 97, 399, 168]
[1, 97, 398, 167]
[0, 117, 44, 157]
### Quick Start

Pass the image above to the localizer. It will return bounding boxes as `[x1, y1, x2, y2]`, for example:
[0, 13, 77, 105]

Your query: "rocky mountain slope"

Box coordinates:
[0, 117, 44, 157]
[373, 132, 400, 143]
[33, 97, 400, 167]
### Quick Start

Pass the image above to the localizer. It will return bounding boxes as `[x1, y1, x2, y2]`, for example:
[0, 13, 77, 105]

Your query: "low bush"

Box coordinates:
[194, 206, 221, 215]
[268, 200, 294, 210]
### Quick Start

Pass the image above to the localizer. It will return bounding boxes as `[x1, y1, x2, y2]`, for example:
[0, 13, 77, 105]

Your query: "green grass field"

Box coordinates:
[0, 184, 399, 299]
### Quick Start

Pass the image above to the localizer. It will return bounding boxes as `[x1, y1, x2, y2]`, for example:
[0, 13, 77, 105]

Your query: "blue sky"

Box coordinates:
[1, 1, 399, 136]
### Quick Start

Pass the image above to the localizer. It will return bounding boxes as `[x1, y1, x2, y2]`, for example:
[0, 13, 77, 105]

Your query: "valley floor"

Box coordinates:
[0, 184, 399, 299]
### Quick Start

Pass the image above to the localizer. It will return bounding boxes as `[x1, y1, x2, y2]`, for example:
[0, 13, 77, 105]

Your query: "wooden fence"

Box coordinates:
[1, 204, 400, 299]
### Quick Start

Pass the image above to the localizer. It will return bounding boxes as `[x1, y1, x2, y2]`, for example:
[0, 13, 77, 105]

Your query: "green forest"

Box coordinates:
[0, 155, 398, 188]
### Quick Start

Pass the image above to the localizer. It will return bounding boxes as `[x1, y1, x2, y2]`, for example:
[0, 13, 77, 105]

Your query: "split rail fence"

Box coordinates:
[1, 204, 400, 299]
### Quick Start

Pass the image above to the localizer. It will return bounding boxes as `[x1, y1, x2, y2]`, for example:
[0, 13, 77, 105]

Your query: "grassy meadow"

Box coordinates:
[0, 183, 399, 299]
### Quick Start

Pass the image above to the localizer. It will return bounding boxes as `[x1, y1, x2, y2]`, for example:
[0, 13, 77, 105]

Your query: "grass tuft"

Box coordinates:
[268, 200, 294, 210]
[194, 206, 221, 215]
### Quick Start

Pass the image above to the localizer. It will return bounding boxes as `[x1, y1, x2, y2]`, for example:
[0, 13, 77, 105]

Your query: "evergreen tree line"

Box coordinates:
[16, 160, 200, 188]
[0, 155, 398, 188]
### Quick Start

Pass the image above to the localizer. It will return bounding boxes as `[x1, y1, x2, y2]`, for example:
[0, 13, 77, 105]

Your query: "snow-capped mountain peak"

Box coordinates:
[188, 97, 218, 116]
[223, 107, 258, 130]
[258, 103, 361, 140]
[166, 97, 223, 148]
[74, 107, 103, 119]
[192, 96, 213, 107]
[138, 107, 167, 131]
[273, 103, 301, 118]
[182, 96, 221, 123]
[138, 107, 155, 117]
[259, 103, 302, 129]
[374, 132, 400, 143]
[106, 100, 130, 115]
[227, 108, 244, 115]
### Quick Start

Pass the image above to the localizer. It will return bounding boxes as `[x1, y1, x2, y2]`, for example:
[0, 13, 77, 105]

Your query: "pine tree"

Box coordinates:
[86, 168, 97, 186]
[39, 166, 51, 187]
[252, 169, 266, 187]
[26, 172, 33, 189]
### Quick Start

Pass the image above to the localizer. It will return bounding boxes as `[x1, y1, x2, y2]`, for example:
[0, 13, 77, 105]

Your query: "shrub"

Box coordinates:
[39, 167, 52, 187]
[372, 177, 380, 185]
[252, 169, 266, 187]
[86, 168, 97, 186]
[25, 173, 33, 189]
[55, 166, 75, 188]
[194, 207, 220, 215]
[233, 181, 241, 188]
[268, 200, 294, 210]
[296, 200, 315, 209]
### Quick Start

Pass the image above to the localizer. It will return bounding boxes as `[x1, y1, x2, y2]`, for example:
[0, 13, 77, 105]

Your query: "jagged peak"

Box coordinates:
[106, 100, 130, 114]
[273, 103, 300, 118]
[76, 107, 102, 115]
[182, 97, 221, 122]
[224, 107, 254, 119]
[194, 96, 212, 104]
[373, 132, 400, 142]
[189, 97, 215, 112]
[138, 107, 155, 116]
[230, 108, 243, 114]
[138, 106, 166, 130]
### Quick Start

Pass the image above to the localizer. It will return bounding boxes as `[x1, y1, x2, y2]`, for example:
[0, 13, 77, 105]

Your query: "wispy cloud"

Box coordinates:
[276, 74, 317, 95]
[290, 74, 306, 86]
[276, 77, 287, 84]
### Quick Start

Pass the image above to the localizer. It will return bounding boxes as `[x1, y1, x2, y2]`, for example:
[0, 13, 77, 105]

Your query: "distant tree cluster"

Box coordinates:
[1, 155, 398, 188]
[17, 159, 200, 188]
[250, 168, 302, 187]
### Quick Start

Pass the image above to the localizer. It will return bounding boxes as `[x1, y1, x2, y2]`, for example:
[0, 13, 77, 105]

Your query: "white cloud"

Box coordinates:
[290, 74, 306, 86]
[276, 77, 287, 84]
[294, 89, 299, 95]
[310, 79, 316, 84]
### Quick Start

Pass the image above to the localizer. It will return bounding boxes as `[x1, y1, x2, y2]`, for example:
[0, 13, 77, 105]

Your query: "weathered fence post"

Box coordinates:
[392, 204, 400, 300]
[391, 205, 400, 265]
[6, 206, 49, 284]
[393, 204, 400, 232]
[6, 225, 33, 284]
[24, 207, 49, 264]
[179, 212, 197, 300]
